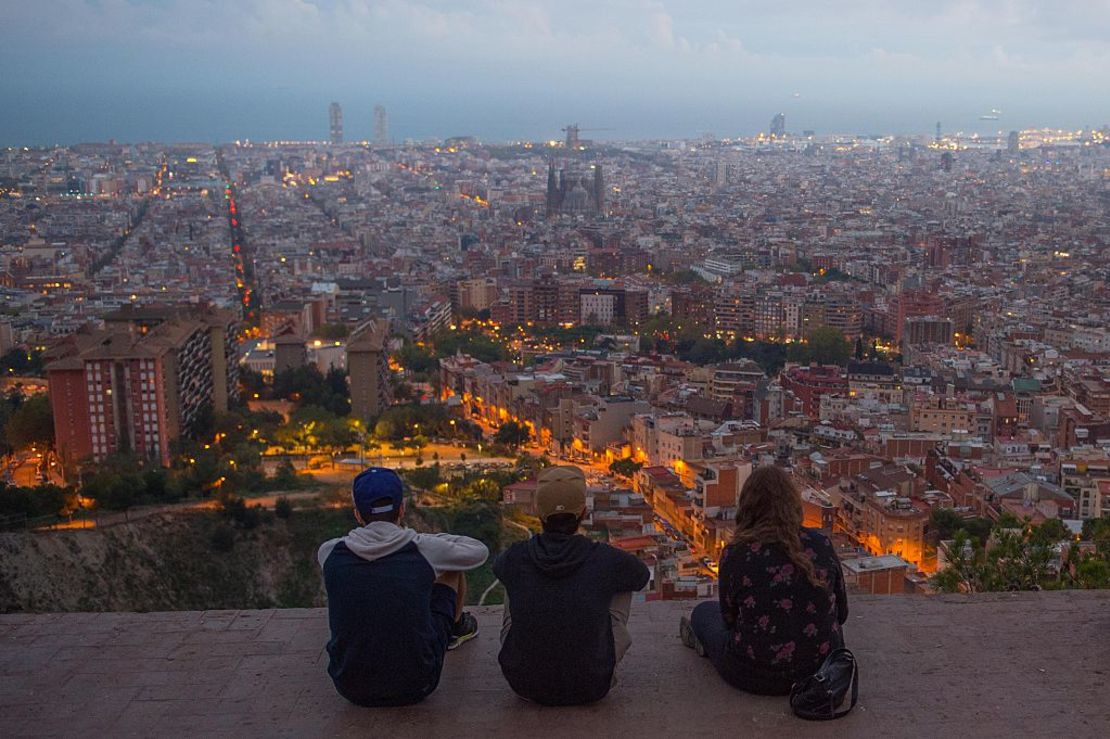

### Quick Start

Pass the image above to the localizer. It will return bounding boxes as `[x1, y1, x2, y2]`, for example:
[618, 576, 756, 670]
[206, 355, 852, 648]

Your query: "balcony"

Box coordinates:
[2, 592, 1106, 736]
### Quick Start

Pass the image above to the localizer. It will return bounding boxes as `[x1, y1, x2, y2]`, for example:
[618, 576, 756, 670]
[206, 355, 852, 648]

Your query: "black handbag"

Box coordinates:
[789, 648, 859, 720]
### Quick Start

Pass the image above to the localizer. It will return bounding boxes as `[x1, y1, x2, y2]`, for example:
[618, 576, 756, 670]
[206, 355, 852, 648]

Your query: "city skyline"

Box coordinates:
[3, 1, 1109, 145]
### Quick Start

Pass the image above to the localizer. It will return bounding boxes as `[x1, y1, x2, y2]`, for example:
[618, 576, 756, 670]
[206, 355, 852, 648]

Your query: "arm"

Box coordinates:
[828, 544, 849, 624]
[610, 549, 651, 593]
[317, 538, 342, 569]
[718, 547, 739, 628]
[491, 548, 509, 582]
[414, 532, 490, 575]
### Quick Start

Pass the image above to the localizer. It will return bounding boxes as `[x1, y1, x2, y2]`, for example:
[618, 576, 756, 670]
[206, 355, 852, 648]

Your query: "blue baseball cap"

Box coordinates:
[352, 467, 405, 517]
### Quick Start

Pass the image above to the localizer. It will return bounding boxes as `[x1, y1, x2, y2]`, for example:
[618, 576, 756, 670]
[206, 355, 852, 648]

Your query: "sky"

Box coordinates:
[2, 0, 1109, 145]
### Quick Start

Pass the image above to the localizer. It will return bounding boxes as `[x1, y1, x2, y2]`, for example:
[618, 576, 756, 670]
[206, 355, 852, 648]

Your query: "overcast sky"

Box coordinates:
[2, 0, 1108, 145]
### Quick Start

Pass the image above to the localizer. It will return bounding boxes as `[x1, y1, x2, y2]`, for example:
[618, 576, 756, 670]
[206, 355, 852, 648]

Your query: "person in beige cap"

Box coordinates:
[492, 465, 650, 705]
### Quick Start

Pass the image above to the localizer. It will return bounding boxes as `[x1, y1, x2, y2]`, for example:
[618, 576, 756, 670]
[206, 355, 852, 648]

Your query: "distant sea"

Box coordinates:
[0, 88, 1102, 147]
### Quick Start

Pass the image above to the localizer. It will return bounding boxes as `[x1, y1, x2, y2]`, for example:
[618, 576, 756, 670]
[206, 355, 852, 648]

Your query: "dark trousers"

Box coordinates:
[689, 601, 794, 696]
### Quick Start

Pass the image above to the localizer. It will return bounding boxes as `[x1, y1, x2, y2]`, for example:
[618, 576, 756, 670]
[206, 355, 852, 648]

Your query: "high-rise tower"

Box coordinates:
[770, 113, 785, 138]
[592, 164, 604, 214]
[347, 319, 390, 424]
[329, 102, 343, 144]
[373, 105, 389, 147]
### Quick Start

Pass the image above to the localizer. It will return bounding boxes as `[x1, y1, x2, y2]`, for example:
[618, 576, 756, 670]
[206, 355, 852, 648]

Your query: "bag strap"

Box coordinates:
[791, 649, 859, 720]
[830, 650, 859, 719]
[831, 657, 858, 719]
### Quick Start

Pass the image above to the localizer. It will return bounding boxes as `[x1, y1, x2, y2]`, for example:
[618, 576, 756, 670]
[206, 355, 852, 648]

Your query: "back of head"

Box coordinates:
[733, 464, 802, 539]
[352, 467, 405, 524]
[732, 465, 822, 586]
[535, 465, 587, 535]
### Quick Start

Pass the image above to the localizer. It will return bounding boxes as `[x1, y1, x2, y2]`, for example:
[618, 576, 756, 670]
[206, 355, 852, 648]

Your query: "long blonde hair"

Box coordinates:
[731, 465, 822, 588]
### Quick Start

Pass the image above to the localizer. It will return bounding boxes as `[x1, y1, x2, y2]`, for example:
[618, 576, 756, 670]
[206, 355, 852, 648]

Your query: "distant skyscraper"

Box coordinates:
[770, 113, 785, 138]
[713, 160, 728, 188]
[347, 319, 390, 424]
[1007, 130, 1020, 153]
[373, 105, 389, 147]
[935, 121, 942, 144]
[329, 102, 343, 144]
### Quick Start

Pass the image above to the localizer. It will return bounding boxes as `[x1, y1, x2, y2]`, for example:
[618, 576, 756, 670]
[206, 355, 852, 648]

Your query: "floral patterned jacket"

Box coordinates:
[718, 527, 849, 677]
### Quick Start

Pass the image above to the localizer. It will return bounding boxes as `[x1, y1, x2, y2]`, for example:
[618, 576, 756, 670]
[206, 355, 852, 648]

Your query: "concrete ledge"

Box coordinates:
[2, 592, 1109, 738]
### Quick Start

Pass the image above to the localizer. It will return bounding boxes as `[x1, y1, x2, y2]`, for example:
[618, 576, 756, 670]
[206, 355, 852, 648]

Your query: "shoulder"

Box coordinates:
[493, 539, 528, 567]
[596, 540, 635, 562]
[317, 537, 345, 568]
[800, 528, 836, 555]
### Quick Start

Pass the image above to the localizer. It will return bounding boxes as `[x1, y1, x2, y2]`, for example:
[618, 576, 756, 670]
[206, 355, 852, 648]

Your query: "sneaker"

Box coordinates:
[448, 611, 479, 650]
[679, 616, 706, 657]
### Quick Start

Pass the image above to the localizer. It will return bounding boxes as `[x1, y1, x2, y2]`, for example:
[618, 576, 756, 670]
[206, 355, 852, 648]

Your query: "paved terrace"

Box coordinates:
[2, 592, 1108, 738]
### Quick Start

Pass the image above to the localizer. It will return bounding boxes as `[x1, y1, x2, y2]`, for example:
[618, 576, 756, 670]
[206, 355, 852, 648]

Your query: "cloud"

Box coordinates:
[0, 0, 1106, 143]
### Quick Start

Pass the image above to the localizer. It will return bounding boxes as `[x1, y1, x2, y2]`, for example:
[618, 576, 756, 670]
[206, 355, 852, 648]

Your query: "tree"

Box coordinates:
[273, 459, 299, 488]
[0, 482, 78, 522]
[1074, 555, 1110, 588]
[274, 497, 293, 519]
[0, 349, 45, 377]
[403, 464, 443, 491]
[396, 342, 439, 376]
[494, 421, 530, 449]
[928, 508, 964, 543]
[609, 458, 643, 479]
[5, 394, 54, 450]
[1029, 518, 1070, 547]
[805, 327, 852, 366]
[932, 531, 983, 593]
[315, 323, 350, 340]
[450, 499, 502, 551]
[271, 365, 350, 415]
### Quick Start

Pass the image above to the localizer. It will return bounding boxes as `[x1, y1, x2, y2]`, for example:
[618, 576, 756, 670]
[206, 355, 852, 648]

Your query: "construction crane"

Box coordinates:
[562, 123, 614, 149]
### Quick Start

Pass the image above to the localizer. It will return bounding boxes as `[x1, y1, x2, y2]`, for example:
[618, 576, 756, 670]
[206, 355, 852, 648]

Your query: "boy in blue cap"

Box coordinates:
[318, 467, 488, 706]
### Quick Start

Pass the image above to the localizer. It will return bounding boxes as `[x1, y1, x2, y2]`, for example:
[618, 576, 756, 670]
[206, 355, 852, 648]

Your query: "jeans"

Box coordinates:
[689, 601, 794, 696]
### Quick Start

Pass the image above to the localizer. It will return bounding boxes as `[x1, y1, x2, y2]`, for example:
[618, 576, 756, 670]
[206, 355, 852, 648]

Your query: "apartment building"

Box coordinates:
[47, 305, 238, 469]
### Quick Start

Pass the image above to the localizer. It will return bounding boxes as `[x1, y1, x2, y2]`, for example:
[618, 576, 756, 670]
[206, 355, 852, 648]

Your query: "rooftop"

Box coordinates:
[2, 593, 1108, 737]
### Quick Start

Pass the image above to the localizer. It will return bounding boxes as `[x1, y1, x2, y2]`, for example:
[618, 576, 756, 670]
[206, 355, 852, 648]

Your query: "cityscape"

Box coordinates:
[1, 108, 1108, 605]
[2, 1, 1110, 734]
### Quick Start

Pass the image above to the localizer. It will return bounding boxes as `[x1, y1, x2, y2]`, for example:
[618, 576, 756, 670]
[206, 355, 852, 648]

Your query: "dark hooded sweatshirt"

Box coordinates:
[493, 533, 650, 705]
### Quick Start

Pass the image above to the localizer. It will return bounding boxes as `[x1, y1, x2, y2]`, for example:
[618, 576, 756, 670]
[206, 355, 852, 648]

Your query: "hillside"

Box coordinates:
[0, 503, 504, 613]
[0, 508, 351, 613]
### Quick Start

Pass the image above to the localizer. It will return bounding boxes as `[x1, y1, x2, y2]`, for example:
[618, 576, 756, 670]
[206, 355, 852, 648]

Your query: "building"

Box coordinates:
[455, 277, 499, 314]
[101, 304, 239, 413]
[1061, 451, 1110, 520]
[373, 104, 388, 147]
[904, 316, 953, 347]
[781, 365, 848, 418]
[329, 102, 343, 145]
[841, 555, 909, 595]
[769, 113, 785, 138]
[910, 396, 973, 435]
[346, 319, 390, 424]
[546, 162, 604, 217]
[273, 328, 307, 374]
[708, 361, 765, 403]
[46, 305, 238, 469]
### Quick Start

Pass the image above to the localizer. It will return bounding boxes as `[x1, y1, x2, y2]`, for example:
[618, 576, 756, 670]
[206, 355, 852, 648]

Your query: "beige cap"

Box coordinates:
[535, 465, 587, 521]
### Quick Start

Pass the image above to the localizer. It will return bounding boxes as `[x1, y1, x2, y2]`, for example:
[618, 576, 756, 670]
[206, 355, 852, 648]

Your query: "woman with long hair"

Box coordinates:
[680, 465, 848, 695]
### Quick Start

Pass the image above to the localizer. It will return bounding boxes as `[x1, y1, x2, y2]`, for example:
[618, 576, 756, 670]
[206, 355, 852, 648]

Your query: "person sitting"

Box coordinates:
[680, 464, 849, 695]
[494, 465, 651, 705]
[318, 466, 488, 707]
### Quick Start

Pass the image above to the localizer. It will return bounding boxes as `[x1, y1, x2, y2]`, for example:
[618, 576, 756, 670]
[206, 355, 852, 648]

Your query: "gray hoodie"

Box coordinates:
[318, 521, 489, 575]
